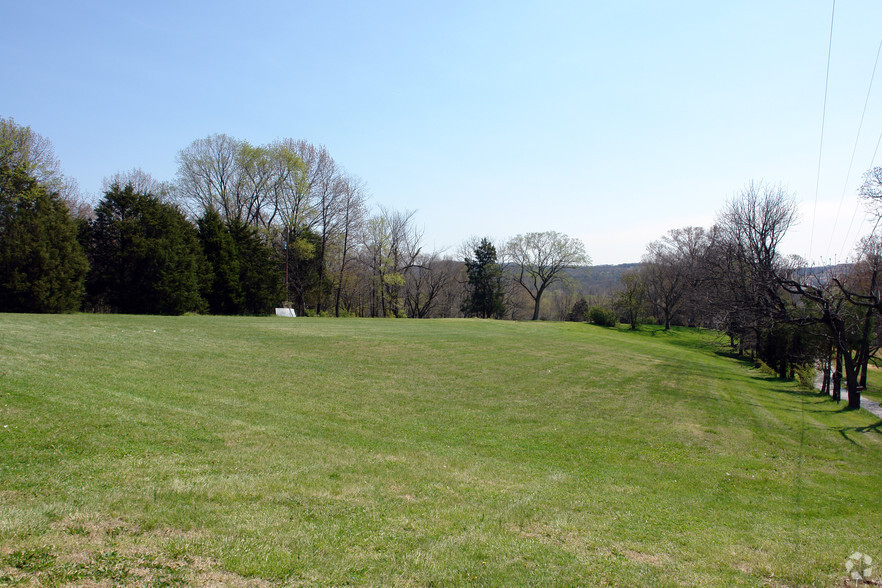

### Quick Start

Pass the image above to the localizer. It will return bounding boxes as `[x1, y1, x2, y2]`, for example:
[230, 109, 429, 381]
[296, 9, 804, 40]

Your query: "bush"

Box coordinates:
[567, 297, 590, 322]
[588, 306, 616, 327]
[795, 364, 817, 390]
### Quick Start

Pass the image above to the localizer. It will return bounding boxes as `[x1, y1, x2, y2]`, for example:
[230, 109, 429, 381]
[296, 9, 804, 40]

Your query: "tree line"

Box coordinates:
[7, 117, 882, 408]
[0, 117, 589, 320]
[584, 179, 882, 411]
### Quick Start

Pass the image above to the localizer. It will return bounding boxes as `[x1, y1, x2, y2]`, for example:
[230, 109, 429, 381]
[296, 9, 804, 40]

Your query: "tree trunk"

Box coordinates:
[334, 223, 350, 318]
[858, 305, 874, 388]
[833, 351, 842, 403]
[821, 346, 832, 396]
[843, 351, 861, 410]
[531, 297, 541, 321]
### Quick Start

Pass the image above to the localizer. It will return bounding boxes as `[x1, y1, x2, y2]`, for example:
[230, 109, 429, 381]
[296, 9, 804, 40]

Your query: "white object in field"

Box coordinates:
[275, 308, 296, 317]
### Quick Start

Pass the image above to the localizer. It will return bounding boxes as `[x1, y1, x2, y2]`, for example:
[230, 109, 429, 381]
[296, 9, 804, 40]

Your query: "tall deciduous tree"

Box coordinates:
[615, 271, 646, 330]
[0, 117, 77, 202]
[506, 231, 589, 320]
[462, 238, 505, 319]
[176, 134, 304, 228]
[405, 253, 460, 318]
[329, 174, 367, 317]
[641, 226, 707, 330]
[360, 207, 422, 317]
[859, 166, 882, 226]
[104, 168, 174, 203]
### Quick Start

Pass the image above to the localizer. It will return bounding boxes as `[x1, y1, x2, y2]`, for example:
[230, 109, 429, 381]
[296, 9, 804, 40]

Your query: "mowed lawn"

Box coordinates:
[1, 314, 880, 587]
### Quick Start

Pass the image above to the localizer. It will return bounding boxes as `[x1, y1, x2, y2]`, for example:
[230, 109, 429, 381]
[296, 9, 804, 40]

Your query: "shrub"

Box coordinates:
[567, 297, 590, 322]
[588, 306, 616, 327]
[795, 364, 817, 389]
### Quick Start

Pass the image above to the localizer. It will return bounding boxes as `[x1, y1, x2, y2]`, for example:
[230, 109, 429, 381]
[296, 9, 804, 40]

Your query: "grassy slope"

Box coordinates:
[0, 314, 880, 587]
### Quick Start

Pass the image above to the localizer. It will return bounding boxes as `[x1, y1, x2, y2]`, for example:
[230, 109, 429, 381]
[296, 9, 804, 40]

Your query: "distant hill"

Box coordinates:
[567, 263, 641, 298]
[565, 262, 853, 299]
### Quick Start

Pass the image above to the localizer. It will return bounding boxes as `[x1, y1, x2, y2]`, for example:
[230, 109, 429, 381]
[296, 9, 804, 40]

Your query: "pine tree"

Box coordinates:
[462, 238, 505, 319]
[0, 159, 88, 312]
[226, 219, 284, 315]
[86, 184, 206, 315]
[197, 207, 244, 314]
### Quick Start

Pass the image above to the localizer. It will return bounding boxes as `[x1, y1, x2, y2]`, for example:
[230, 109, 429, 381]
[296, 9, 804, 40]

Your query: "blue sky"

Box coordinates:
[4, 1, 882, 264]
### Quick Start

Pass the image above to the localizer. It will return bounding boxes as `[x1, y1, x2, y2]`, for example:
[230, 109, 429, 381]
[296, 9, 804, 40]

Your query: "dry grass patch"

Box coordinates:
[1, 516, 269, 587]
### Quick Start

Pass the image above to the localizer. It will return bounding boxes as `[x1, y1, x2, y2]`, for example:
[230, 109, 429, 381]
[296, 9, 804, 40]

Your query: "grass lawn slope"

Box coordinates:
[1, 314, 880, 586]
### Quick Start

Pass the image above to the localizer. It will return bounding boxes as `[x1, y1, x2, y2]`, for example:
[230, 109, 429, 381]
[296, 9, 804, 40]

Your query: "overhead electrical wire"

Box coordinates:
[841, 129, 882, 254]
[834, 38, 882, 258]
[809, 0, 836, 262]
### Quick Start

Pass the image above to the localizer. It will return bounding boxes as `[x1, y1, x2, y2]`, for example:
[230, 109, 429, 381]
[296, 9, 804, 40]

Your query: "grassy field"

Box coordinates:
[1, 314, 880, 587]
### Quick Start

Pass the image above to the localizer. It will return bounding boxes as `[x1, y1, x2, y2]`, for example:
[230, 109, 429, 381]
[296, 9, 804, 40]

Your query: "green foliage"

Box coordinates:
[795, 363, 817, 390]
[588, 305, 617, 327]
[462, 238, 505, 318]
[284, 225, 329, 315]
[4, 547, 56, 572]
[85, 184, 206, 315]
[0, 116, 68, 196]
[227, 219, 284, 315]
[0, 159, 88, 312]
[567, 297, 590, 322]
[614, 272, 647, 330]
[197, 207, 244, 314]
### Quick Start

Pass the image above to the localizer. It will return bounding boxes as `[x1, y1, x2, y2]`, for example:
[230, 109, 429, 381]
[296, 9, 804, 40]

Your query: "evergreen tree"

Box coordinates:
[86, 184, 206, 315]
[462, 238, 505, 319]
[567, 297, 590, 322]
[227, 218, 284, 314]
[197, 207, 244, 314]
[0, 159, 88, 312]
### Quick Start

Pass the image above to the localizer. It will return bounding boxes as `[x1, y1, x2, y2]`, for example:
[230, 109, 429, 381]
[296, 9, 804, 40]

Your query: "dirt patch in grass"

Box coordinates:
[506, 521, 596, 561]
[621, 548, 670, 567]
[0, 516, 270, 587]
[507, 522, 674, 570]
[0, 490, 22, 503]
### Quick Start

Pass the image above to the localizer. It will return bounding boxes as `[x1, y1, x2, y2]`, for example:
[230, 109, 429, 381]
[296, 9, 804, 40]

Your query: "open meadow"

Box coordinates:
[1, 314, 881, 586]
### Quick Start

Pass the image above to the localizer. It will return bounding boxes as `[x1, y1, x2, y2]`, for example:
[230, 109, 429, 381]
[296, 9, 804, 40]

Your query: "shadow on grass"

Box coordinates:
[836, 420, 882, 444]
[615, 325, 866, 400]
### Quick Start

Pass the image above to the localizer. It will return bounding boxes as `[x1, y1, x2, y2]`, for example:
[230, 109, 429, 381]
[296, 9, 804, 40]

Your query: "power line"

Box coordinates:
[840, 127, 882, 257]
[833, 38, 882, 257]
[809, 0, 836, 262]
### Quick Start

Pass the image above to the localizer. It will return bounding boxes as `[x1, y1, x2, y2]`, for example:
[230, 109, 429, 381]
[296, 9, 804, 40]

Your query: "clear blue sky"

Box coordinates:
[4, 1, 882, 264]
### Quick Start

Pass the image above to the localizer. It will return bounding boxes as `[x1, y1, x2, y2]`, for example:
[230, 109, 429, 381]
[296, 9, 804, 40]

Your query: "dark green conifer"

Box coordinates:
[0, 159, 88, 312]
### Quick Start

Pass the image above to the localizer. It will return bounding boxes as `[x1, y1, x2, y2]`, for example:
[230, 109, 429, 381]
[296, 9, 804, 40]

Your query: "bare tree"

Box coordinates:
[330, 174, 367, 317]
[615, 271, 646, 330]
[546, 277, 582, 321]
[704, 182, 798, 351]
[359, 207, 422, 317]
[405, 252, 459, 318]
[176, 133, 241, 220]
[641, 226, 707, 329]
[103, 168, 173, 202]
[0, 116, 86, 216]
[859, 166, 882, 227]
[506, 231, 589, 320]
[175, 134, 288, 227]
[780, 271, 867, 410]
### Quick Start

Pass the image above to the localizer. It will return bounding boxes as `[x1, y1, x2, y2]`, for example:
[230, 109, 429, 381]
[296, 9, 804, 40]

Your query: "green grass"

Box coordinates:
[0, 314, 880, 586]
